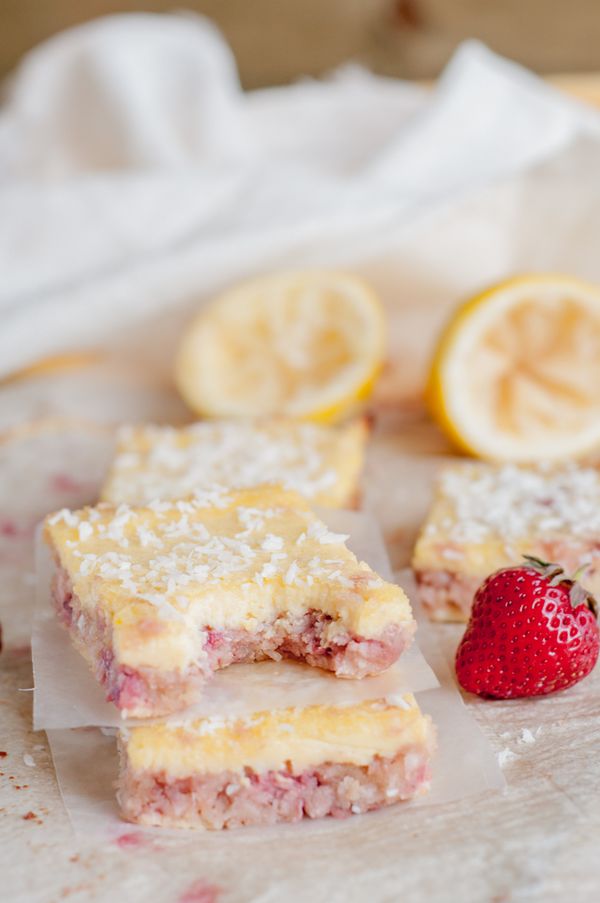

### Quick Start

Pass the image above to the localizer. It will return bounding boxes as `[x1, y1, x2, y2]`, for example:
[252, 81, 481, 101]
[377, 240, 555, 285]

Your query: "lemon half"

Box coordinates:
[428, 274, 600, 461]
[175, 272, 385, 422]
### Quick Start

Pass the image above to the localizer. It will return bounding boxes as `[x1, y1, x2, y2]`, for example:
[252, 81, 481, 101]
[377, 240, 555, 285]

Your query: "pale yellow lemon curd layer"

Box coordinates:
[412, 462, 600, 577]
[45, 486, 413, 671]
[122, 695, 432, 777]
[100, 418, 368, 508]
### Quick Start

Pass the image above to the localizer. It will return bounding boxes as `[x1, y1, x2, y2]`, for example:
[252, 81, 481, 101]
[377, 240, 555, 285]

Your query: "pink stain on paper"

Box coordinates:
[0, 518, 30, 539]
[50, 474, 94, 495]
[0, 518, 37, 543]
[115, 831, 150, 850]
[178, 879, 221, 903]
[0, 519, 19, 537]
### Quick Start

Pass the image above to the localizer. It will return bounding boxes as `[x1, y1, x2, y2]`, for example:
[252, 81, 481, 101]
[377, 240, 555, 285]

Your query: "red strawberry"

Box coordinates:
[455, 556, 599, 699]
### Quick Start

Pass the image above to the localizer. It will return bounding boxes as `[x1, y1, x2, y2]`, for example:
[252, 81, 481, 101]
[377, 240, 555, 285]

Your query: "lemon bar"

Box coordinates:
[46, 487, 415, 717]
[413, 462, 600, 621]
[117, 695, 434, 829]
[100, 419, 368, 509]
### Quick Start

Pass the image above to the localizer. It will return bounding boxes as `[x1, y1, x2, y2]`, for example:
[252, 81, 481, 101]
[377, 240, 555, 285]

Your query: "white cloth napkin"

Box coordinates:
[1, 12, 599, 378]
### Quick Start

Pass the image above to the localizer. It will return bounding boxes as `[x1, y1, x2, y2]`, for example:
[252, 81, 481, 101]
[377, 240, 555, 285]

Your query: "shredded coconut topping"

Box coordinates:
[433, 463, 600, 543]
[383, 694, 413, 710]
[78, 522, 93, 541]
[102, 421, 354, 506]
[307, 520, 350, 545]
[48, 508, 78, 527]
[262, 533, 284, 552]
[46, 489, 383, 622]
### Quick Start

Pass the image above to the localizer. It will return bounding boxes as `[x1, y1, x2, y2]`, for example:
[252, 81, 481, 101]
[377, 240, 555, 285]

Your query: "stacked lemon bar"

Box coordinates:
[413, 461, 600, 621]
[45, 419, 434, 829]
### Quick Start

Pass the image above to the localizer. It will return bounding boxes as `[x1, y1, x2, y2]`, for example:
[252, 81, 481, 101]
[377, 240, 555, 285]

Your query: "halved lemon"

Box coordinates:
[175, 272, 386, 422]
[428, 274, 600, 461]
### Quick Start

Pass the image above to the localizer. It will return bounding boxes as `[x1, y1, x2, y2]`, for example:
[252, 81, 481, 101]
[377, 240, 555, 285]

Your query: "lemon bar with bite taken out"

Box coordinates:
[46, 487, 415, 717]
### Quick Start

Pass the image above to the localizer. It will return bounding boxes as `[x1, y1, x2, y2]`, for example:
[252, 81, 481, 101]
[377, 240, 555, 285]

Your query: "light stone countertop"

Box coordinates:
[1, 418, 599, 902]
[2, 623, 600, 903]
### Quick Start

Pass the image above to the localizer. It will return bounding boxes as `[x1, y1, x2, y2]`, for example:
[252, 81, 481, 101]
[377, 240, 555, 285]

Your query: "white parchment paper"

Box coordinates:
[46, 588, 505, 840]
[33, 510, 438, 730]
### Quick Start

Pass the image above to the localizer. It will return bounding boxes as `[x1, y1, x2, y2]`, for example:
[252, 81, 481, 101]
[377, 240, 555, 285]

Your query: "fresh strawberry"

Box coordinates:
[455, 556, 599, 699]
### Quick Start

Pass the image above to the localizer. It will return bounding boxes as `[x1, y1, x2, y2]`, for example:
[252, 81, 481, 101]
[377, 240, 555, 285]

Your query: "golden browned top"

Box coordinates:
[46, 486, 413, 670]
[122, 694, 432, 775]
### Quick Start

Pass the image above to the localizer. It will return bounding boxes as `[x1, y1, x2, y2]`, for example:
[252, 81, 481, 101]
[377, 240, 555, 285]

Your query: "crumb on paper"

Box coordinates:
[497, 748, 519, 768]
[22, 811, 37, 820]
[51, 473, 87, 494]
[23, 754, 35, 767]
[518, 728, 538, 745]
[100, 727, 117, 738]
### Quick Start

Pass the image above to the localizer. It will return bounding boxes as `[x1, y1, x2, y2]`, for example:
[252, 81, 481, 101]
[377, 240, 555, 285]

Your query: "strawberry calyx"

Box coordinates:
[522, 555, 598, 618]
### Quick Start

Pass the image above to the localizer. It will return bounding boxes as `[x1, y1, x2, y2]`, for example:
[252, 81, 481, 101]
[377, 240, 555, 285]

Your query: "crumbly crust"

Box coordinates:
[53, 562, 413, 717]
[414, 569, 483, 622]
[117, 747, 433, 830]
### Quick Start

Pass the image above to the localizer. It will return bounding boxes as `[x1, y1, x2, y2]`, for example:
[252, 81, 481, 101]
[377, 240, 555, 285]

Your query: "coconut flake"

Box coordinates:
[436, 463, 600, 544]
[103, 421, 349, 505]
[261, 534, 284, 552]
[497, 748, 519, 768]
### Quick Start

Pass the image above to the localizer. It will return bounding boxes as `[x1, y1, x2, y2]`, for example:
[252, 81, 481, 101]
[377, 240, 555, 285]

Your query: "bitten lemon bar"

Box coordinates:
[100, 419, 368, 509]
[117, 695, 434, 829]
[46, 487, 414, 717]
[413, 462, 600, 621]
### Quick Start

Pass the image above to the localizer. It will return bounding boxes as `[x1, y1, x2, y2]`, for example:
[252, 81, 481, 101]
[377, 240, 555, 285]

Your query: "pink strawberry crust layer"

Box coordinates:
[52, 564, 413, 717]
[117, 746, 433, 830]
[415, 570, 481, 622]
[416, 542, 600, 623]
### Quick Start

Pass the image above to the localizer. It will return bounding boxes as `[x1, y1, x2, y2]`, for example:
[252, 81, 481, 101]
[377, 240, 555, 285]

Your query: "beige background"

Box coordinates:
[3, 596, 600, 902]
[3, 1, 600, 86]
[2, 5, 600, 900]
